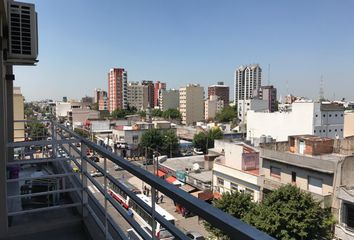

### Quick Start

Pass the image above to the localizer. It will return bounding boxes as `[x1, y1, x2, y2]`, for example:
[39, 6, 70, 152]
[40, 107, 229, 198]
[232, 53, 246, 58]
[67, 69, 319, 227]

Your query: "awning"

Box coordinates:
[180, 184, 197, 193]
[192, 190, 214, 201]
[157, 170, 166, 177]
[166, 176, 177, 184]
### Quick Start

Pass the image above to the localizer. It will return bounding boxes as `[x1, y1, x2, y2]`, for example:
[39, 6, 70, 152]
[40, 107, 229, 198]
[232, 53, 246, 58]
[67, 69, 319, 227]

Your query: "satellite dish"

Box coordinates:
[192, 163, 200, 171]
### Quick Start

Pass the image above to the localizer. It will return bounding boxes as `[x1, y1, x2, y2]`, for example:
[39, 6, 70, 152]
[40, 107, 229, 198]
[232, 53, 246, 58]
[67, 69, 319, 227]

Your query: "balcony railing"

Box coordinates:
[5, 120, 274, 240]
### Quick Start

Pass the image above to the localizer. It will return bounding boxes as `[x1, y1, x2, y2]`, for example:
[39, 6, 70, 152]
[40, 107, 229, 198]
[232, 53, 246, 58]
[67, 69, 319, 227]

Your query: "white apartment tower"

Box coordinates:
[234, 64, 262, 105]
[179, 84, 204, 125]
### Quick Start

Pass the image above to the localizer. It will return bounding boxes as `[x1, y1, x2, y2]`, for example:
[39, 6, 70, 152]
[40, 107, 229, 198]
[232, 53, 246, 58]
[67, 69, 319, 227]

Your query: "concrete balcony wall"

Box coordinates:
[261, 148, 336, 173]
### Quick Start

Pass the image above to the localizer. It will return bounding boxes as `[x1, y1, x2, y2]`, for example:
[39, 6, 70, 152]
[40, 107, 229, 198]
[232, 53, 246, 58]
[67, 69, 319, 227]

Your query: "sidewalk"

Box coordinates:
[127, 176, 209, 237]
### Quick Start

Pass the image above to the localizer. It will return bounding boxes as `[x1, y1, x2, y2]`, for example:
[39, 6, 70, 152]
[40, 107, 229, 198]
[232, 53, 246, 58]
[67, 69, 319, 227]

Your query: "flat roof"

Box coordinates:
[160, 155, 205, 171]
[188, 171, 212, 183]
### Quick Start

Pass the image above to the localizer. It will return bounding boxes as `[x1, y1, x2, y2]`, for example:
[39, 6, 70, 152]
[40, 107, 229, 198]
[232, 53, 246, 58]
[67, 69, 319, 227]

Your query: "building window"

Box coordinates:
[314, 130, 316, 133]
[335, 114, 338, 117]
[270, 166, 281, 178]
[341, 129, 343, 132]
[291, 172, 296, 183]
[329, 129, 332, 132]
[329, 114, 332, 117]
[231, 182, 238, 191]
[308, 176, 323, 194]
[341, 114, 344, 117]
[335, 129, 337, 132]
[323, 114, 326, 117]
[345, 203, 354, 229]
[217, 177, 224, 186]
[245, 188, 254, 199]
[315, 114, 318, 117]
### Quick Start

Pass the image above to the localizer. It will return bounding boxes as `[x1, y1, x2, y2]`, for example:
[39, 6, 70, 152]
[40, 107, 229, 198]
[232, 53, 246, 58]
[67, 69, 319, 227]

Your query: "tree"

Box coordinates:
[161, 130, 179, 157]
[152, 109, 163, 117]
[111, 108, 127, 119]
[27, 122, 48, 141]
[140, 129, 164, 158]
[193, 127, 223, 153]
[244, 185, 335, 240]
[204, 191, 255, 240]
[162, 108, 181, 120]
[216, 106, 237, 123]
[74, 128, 90, 138]
[138, 110, 146, 118]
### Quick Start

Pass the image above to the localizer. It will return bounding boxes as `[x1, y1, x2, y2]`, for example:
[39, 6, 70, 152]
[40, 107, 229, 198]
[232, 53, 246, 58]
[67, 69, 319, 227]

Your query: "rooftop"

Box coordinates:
[160, 155, 206, 172]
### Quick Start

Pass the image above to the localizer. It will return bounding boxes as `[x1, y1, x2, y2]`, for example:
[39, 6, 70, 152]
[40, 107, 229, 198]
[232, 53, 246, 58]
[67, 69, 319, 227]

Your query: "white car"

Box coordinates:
[193, 148, 204, 155]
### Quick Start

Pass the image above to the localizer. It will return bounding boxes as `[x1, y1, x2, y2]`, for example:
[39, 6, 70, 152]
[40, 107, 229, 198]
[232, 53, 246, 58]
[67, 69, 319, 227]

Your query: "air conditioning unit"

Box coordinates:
[6, 1, 38, 65]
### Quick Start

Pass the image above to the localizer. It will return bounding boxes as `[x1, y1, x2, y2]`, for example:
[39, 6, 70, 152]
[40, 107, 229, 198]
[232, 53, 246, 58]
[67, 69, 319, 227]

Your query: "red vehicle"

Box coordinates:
[108, 180, 141, 209]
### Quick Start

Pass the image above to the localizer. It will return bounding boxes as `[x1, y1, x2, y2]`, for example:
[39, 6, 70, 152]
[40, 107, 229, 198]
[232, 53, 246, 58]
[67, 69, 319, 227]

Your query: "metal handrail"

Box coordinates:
[55, 121, 275, 240]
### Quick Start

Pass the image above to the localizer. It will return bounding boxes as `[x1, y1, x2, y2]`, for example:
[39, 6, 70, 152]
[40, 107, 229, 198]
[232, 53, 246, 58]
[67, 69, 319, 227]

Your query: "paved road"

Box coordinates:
[58, 139, 208, 238]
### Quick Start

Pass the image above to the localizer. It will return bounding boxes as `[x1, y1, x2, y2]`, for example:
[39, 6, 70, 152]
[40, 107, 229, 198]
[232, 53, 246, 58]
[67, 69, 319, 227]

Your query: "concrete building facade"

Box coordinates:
[126, 82, 148, 111]
[234, 64, 262, 106]
[344, 111, 354, 138]
[13, 87, 24, 142]
[154, 81, 166, 107]
[159, 89, 179, 111]
[205, 95, 224, 121]
[208, 82, 229, 106]
[141, 80, 154, 108]
[237, 98, 269, 123]
[253, 85, 277, 112]
[108, 68, 127, 112]
[179, 84, 204, 125]
[211, 140, 263, 202]
[247, 101, 345, 142]
[259, 136, 354, 236]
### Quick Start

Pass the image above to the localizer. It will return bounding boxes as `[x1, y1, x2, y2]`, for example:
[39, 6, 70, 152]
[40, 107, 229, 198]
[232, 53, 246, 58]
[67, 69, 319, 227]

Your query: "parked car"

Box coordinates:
[90, 170, 109, 177]
[186, 231, 205, 240]
[193, 148, 204, 155]
[89, 155, 99, 162]
[114, 165, 123, 171]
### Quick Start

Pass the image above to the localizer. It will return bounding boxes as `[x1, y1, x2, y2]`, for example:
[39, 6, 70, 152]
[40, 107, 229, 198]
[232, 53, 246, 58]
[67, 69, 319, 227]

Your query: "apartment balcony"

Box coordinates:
[1, 120, 274, 240]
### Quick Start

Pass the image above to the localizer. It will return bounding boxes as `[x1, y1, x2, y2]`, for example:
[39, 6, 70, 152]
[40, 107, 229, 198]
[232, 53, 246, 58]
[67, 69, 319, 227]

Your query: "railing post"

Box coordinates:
[81, 143, 88, 218]
[104, 156, 108, 239]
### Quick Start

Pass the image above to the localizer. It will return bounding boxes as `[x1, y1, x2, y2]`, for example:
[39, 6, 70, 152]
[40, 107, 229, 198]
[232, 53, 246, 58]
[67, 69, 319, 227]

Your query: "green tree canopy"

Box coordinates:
[215, 106, 237, 123]
[27, 122, 48, 141]
[192, 128, 223, 153]
[244, 185, 335, 240]
[204, 191, 255, 239]
[205, 185, 335, 240]
[74, 128, 90, 138]
[161, 130, 179, 157]
[162, 108, 181, 120]
[140, 129, 164, 156]
[152, 109, 163, 117]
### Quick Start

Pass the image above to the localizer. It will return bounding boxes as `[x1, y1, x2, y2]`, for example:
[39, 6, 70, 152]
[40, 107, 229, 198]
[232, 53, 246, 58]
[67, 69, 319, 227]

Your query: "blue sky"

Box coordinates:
[15, 0, 354, 101]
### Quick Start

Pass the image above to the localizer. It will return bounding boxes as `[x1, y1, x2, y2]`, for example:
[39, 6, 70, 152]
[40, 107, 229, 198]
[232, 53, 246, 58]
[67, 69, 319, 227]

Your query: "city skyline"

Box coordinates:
[13, 0, 354, 101]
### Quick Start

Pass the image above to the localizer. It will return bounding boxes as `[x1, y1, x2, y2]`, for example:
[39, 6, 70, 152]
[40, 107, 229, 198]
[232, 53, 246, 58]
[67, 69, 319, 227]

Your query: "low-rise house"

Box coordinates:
[211, 140, 263, 202]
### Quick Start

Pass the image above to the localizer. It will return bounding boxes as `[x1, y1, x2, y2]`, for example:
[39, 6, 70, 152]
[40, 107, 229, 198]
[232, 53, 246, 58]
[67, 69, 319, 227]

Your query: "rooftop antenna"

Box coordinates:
[267, 64, 271, 85]
[319, 75, 324, 101]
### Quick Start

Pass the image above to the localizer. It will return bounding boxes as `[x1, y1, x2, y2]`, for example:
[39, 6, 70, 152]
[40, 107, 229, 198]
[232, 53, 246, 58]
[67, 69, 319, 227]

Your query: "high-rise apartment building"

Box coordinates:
[208, 82, 229, 106]
[234, 64, 262, 105]
[179, 84, 204, 125]
[154, 81, 166, 107]
[253, 85, 277, 112]
[205, 95, 224, 121]
[159, 89, 179, 111]
[97, 91, 108, 111]
[127, 82, 149, 111]
[108, 68, 127, 113]
[142, 80, 154, 108]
